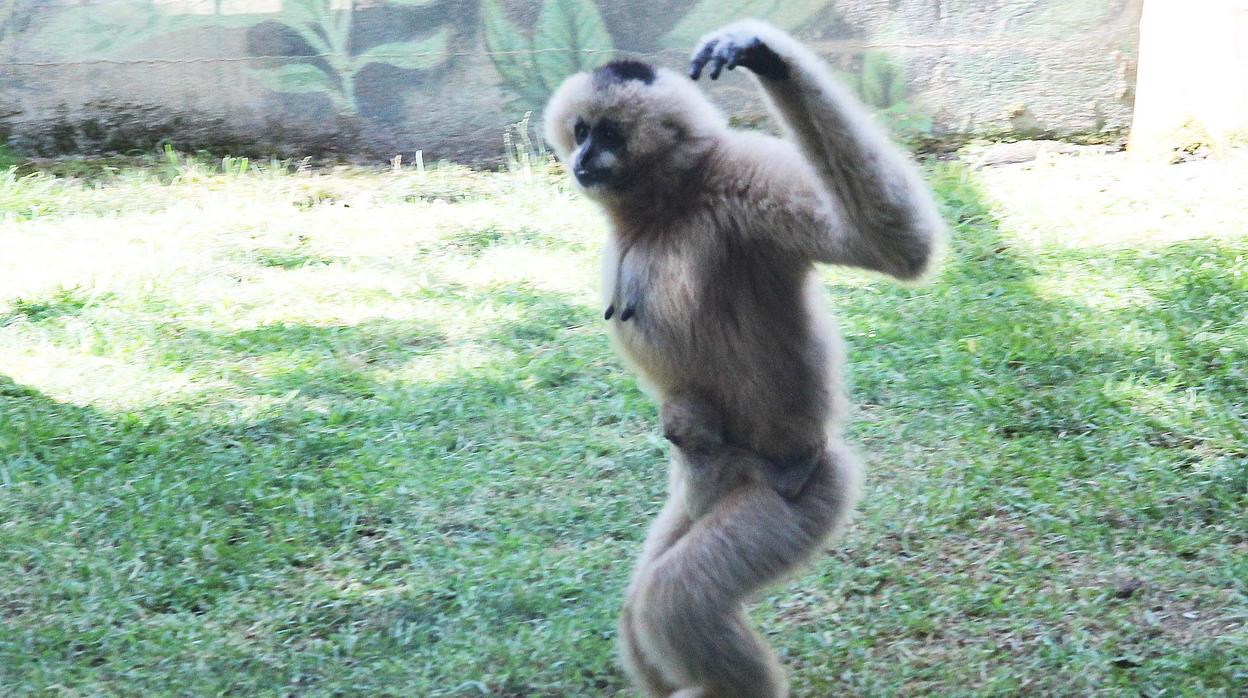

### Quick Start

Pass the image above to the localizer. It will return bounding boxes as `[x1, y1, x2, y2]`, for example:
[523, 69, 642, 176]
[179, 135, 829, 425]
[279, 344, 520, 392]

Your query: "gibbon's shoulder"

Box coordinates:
[706, 130, 824, 209]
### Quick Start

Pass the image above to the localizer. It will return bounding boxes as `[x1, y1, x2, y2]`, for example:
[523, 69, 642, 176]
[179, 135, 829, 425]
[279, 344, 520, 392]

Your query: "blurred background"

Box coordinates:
[4, 0, 1242, 162]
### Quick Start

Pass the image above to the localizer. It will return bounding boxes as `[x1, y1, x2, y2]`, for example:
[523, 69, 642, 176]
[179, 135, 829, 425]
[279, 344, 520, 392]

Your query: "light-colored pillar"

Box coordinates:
[1130, 0, 1248, 154]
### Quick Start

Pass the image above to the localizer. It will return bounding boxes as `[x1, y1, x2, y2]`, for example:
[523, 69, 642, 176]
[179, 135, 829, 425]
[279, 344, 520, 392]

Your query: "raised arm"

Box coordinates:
[691, 20, 945, 280]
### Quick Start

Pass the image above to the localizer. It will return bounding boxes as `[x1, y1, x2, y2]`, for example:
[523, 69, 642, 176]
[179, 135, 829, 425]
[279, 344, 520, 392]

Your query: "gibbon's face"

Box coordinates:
[570, 114, 628, 189]
[544, 60, 726, 199]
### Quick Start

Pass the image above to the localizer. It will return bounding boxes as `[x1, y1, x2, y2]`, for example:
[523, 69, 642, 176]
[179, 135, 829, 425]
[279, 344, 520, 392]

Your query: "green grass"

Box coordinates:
[1, 150, 1245, 696]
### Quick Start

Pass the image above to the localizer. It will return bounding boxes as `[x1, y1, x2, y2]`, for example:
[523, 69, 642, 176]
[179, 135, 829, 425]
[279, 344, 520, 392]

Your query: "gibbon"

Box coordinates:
[543, 19, 945, 698]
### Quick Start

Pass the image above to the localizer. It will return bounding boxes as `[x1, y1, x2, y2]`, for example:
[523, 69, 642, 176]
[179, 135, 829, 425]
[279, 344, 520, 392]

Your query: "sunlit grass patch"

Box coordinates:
[978, 149, 1248, 249]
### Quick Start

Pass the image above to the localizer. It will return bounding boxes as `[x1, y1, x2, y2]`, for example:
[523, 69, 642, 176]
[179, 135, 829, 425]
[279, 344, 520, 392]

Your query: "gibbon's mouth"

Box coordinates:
[573, 166, 616, 189]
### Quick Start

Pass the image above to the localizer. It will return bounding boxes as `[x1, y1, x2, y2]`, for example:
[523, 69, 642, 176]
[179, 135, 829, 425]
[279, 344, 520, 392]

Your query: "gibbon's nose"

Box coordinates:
[573, 146, 614, 187]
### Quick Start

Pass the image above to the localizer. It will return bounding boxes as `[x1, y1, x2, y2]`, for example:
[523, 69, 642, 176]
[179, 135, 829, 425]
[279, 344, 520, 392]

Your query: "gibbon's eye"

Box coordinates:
[574, 119, 590, 145]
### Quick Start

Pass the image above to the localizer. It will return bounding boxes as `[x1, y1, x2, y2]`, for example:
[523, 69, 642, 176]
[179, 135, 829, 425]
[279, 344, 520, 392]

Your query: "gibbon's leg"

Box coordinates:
[619, 606, 677, 697]
[620, 472, 693, 697]
[630, 462, 696, 582]
[629, 443, 862, 697]
[620, 442, 773, 696]
[691, 21, 945, 281]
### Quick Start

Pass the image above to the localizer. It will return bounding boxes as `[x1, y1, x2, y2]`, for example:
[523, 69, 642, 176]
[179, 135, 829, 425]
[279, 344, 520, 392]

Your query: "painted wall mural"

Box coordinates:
[482, 0, 613, 113]
[0, 1, 1142, 162]
[244, 1, 451, 114]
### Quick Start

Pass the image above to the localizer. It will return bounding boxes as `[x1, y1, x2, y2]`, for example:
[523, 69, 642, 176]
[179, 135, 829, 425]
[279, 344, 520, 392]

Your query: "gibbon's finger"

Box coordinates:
[604, 304, 615, 321]
[689, 42, 714, 79]
[620, 304, 636, 322]
[708, 54, 729, 80]
[726, 41, 751, 72]
[709, 39, 737, 80]
[689, 40, 717, 80]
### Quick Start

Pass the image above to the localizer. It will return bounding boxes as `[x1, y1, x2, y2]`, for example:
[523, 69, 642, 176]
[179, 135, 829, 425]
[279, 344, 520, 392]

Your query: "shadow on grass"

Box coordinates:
[833, 164, 1244, 525]
[0, 249, 654, 691]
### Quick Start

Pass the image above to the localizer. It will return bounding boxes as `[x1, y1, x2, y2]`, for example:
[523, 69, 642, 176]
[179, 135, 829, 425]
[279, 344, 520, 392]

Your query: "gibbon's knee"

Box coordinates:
[627, 489, 693, 591]
[636, 484, 810, 626]
[807, 441, 864, 542]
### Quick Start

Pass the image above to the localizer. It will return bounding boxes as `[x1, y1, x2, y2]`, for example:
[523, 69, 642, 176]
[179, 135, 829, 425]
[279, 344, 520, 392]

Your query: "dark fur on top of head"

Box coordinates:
[592, 59, 657, 88]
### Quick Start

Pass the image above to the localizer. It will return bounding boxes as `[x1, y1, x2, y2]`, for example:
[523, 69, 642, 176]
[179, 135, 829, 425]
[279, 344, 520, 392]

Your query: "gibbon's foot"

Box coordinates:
[767, 448, 822, 501]
[663, 397, 821, 504]
[690, 33, 789, 82]
[660, 398, 723, 454]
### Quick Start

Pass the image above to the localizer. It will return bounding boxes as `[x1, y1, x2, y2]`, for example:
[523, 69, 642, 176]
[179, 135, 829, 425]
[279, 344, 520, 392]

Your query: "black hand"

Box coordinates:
[690, 37, 789, 81]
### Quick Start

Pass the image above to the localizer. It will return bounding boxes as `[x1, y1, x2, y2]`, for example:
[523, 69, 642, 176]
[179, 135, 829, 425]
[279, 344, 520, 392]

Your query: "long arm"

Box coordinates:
[692, 20, 946, 280]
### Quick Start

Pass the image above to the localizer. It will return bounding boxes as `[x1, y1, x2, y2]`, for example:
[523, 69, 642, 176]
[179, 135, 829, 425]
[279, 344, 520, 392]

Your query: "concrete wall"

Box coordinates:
[0, 1, 1143, 163]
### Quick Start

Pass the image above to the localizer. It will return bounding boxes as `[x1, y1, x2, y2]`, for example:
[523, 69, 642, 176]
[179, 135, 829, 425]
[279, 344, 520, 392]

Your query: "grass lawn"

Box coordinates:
[0, 148, 1245, 696]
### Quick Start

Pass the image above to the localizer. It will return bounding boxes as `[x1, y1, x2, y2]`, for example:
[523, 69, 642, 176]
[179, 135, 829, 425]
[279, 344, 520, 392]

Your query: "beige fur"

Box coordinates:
[544, 19, 945, 697]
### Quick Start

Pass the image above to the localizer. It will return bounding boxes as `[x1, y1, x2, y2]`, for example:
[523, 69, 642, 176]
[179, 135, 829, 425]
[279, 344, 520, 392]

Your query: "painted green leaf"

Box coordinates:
[282, 0, 334, 27]
[32, 2, 273, 59]
[249, 62, 337, 95]
[0, 0, 18, 30]
[662, 0, 832, 49]
[355, 28, 450, 71]
[33, 3, 163, 57]
[481, 0, 545, 104]
[0, 1, 27, 62]
[533, 0, 612, 92]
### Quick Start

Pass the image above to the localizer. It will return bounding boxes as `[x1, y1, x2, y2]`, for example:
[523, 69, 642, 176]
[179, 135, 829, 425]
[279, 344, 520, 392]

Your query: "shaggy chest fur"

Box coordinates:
[604, 226, 832, 455]
[605, 234, 707, 387]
